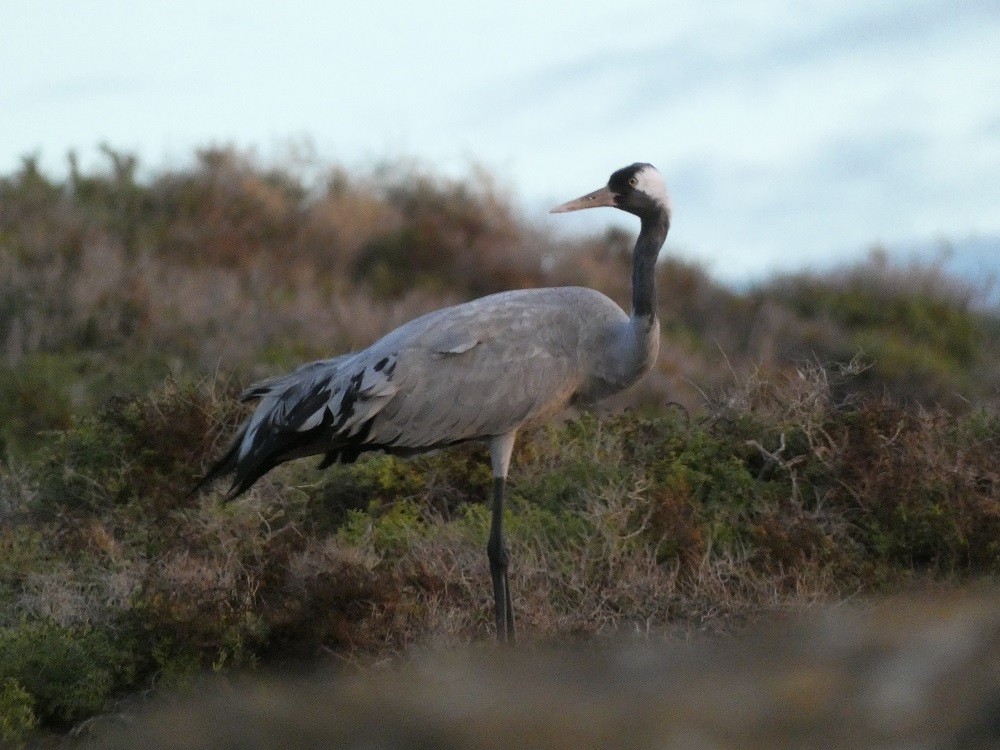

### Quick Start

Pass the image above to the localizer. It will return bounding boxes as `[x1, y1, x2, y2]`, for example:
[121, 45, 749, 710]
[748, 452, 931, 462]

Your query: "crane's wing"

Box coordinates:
[366, 316, 580, 451]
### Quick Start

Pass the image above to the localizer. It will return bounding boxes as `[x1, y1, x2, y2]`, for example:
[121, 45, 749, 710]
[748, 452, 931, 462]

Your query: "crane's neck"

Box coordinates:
[630, 212, 669, 323]
[578, 208, 670, 402]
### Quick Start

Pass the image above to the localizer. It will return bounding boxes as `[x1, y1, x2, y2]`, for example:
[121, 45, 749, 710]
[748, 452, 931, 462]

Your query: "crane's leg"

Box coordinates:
[487, 432, 517, 644]
[488, 476, 515, 642]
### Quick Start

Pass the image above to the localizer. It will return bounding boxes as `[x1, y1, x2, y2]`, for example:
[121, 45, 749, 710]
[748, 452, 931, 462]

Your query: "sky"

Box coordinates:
[2, 0, 999, 282]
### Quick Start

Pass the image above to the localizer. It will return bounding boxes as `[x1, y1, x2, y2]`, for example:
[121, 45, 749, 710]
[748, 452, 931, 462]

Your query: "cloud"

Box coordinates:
[480, 0, 1000, 130]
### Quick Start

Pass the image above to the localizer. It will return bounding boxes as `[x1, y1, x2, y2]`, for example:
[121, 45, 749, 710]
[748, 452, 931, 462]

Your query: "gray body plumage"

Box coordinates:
[215, 286, 658, 496]
[196, 162, 673, 642]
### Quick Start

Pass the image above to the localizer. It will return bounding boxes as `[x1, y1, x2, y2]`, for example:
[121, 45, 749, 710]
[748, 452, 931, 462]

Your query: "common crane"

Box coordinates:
[195, 162, 672, 643]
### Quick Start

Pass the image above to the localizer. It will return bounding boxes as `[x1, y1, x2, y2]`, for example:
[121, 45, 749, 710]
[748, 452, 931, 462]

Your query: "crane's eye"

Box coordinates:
[628, 177, 638, 188]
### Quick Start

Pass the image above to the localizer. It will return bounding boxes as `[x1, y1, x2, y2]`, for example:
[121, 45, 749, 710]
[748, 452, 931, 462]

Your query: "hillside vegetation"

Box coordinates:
[1, 147, 999, 744]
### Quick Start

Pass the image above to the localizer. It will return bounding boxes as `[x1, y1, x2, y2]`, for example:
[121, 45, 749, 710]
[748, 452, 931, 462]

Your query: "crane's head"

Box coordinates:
[550, 163, 671, 223]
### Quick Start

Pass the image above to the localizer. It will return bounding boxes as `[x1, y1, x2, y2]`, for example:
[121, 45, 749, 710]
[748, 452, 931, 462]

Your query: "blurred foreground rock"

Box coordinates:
[90, 587, 1000, 750]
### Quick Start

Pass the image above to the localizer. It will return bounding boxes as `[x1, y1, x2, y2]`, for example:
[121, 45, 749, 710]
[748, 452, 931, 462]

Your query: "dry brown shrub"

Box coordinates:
[645, 486, 705, 574]
[827, 399, 1000, 568]
[274, 540, 404, 652]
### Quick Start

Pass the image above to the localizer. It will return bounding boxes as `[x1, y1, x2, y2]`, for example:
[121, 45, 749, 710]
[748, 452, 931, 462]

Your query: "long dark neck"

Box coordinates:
[631, 212, 670, 321]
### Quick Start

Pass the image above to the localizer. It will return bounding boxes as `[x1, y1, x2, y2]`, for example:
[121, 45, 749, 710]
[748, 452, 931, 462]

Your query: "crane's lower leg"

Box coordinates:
[487, 476, 515, 643]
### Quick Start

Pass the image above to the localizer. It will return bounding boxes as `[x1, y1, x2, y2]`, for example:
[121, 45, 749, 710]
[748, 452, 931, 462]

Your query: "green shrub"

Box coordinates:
[828, 401, 1000, 572]
[30, 376, 242, 524]
[0, 354, 75, 456]
[757, 255, 989, 405]
[0, 620, 136, 728]
[0, 678, 37, 747]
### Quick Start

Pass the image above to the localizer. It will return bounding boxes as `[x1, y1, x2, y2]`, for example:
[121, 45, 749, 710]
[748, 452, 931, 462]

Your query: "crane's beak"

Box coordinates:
[550, 185, 617, 213]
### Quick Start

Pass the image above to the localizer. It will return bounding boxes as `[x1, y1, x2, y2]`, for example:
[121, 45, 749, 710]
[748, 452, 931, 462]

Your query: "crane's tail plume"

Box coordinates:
[191, 351, 397, 500]
[190, 360, 331, 499]
[188, 423, 251, 499]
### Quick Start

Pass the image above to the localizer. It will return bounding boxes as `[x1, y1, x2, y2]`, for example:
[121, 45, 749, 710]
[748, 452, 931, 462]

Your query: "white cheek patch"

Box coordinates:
[634, 166, 670, 209]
